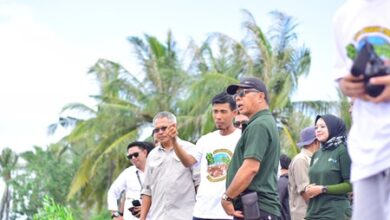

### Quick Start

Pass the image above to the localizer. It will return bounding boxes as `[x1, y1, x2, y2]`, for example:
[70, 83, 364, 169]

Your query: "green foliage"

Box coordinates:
[0, 148, 18, 220]
[10, 145, 82, 219]
[89, 210, 111, 220]
[35, 9, 343, 216]
[33, 196, 74, 220]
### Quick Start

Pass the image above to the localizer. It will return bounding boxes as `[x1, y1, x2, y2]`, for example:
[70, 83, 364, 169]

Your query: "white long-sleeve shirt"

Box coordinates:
[333, 0, 390, 182]
[107, 165, 144, 220]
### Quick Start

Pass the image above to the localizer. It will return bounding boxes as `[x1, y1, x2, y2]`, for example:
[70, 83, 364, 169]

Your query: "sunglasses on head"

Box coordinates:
[127, 152, 140, 160]
[234, 120, 249, 128]
[153, 126, 168, 134]
[233, 89, 260, 99]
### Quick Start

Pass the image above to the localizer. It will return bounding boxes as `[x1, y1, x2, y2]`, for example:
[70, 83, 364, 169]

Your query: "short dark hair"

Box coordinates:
[127, 141, 155, 155]
[211, 91, 236, 111]
[280, 154, 291, 169]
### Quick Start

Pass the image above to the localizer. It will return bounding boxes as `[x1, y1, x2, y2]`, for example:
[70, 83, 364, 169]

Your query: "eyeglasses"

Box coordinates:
[233, 89, 260, 99]
[233, 120, 249, 128]
[127, 152, 140, 160]
[153, 126, 168, 134]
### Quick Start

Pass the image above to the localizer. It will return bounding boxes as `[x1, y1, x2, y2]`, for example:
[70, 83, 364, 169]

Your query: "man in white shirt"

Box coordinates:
[107, 141, 154, 220]
[192, 91, 241, 220]
[140, 111, 200, 220]
[334, 1, 390, 219]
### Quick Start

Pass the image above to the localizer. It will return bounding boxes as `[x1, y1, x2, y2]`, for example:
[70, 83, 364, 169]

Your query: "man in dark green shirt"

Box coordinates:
[222, 77, 281, 220]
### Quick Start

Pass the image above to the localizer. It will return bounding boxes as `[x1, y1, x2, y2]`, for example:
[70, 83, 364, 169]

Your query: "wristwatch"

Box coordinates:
[222, 193, 233, 202]
[111, 211, 122, 218]
[321, 186, 328, 194]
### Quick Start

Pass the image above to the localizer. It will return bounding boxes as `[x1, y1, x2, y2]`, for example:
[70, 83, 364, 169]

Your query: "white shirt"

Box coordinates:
[142, 138, 200, 220]
[193, 129, 241, 219]
[333, 0, 390, 181]
[107, 165, 144, 220]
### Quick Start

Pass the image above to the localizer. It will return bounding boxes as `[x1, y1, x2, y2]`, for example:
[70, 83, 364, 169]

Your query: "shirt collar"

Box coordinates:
[300, 148, 313, 158]
[247, 109, 271, 124]
[157, 137, 183, 151]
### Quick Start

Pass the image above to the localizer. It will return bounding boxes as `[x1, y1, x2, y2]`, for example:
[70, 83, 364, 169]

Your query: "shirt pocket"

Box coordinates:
[172, 153, 189, 177]
[150, 156, 164, 168]
[148, 156, 164, 181]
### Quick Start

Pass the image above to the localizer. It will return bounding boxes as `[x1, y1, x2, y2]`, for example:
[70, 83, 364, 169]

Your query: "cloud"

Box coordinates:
[0, 3, 97, 152]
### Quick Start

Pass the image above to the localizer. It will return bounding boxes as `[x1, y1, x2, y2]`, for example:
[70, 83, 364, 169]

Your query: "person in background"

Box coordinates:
[140, 111, 200, 220]
[334, 1, 390, 219]
[107, 141, 155, 220]
[222, 77, 281, 220]
[191, 92, 241, 220]
[304, 114, 352, 220]
[288, 126, 320, 220]
[233, 112, 249, 130]
[278, 154, 291, 220]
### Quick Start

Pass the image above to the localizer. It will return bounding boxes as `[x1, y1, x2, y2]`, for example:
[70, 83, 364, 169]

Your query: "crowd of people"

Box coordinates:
[107, 1, 390, 219]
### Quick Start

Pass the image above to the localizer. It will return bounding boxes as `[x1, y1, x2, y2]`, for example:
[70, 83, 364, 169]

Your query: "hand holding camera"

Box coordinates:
[350, 41, 390, 97]
[129, 200, 141, 218]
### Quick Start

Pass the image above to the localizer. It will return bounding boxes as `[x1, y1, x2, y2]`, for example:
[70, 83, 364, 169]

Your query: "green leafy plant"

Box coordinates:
[33, 196, 74, 220]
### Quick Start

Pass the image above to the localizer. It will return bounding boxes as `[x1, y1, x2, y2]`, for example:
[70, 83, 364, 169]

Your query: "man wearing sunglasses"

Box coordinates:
[233, 113, 249, 131]
[222, 77, 281, 220]
[140, 111, 201, 220]
[107, 141, 154, 220]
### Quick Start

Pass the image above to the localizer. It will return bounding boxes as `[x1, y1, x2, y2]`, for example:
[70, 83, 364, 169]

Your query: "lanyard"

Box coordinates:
[136, 170, 142, 188]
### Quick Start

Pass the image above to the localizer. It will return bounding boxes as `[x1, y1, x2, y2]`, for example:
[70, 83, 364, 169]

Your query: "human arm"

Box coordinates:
[305, 181, 352, 198]
[140, 195, 151, 220]
[107, 170, 127, 218]
[117, 195, 125, 219]
[130, 206, 141, 218]
[306, 145, 352, 198]
[338, 74, 366, 98]
[290, 157, 311, 201]
[332, 9, 369, 101]
[167, 124, 197, 167]
[139, 156, 154, 220]
[221, 158, 260, 218]
[334, 9, 390, 103]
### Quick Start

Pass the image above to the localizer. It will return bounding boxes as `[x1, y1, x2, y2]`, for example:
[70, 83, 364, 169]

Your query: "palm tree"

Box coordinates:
[0, 148, 18, 220]
[48, 10, 339, 210]
[178, 33, 254, 140]
[240, 9, 334, 155]
[51, 31, 195, 210]
[179, 10, 330, 155]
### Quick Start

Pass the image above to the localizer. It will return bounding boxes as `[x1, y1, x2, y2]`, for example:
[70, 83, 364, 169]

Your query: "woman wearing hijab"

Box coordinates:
[304, 114, 352, 219]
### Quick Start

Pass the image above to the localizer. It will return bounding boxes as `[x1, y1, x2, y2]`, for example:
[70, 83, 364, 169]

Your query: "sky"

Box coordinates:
[0, 0, 346, 153]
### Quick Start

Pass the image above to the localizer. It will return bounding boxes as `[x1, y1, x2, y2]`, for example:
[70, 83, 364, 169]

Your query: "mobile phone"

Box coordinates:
[132, 200, 141, 206]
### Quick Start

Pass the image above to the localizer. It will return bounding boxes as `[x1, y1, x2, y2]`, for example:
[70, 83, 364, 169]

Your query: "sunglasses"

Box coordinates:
[233, 89, 260, 99]
[233, 120, 249, 128]
[127, 152, 140, 160]
[153, 126, 168, 134]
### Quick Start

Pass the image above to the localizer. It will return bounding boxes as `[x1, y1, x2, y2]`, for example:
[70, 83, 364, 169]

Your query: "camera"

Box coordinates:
[351, 41, 390, 97]
[128, 199, 141, 217]
[132, 199, 141, 207]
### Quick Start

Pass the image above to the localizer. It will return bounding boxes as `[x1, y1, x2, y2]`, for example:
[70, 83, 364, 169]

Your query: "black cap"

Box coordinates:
[226, 77, 268, 102]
